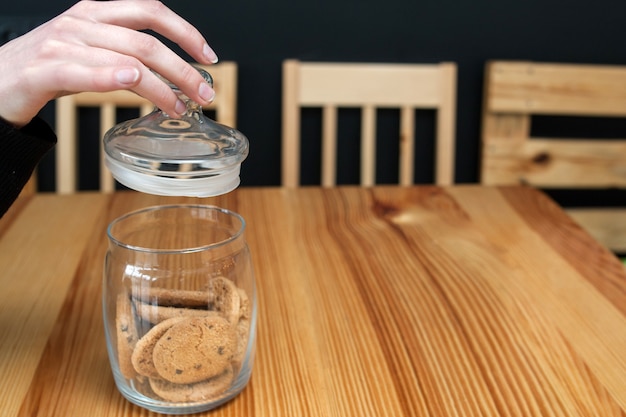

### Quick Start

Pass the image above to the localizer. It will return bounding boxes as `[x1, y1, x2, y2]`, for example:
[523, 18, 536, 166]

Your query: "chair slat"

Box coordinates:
[99, 103, 116, 192]
[361, 105, 376, 186]
[322, 106, 338, 187]
[282, 61, 301, 188]
[399, 106, 415, 186]
[321, 106, 337, 187]
[436, 63, 457, 185]
[55, 95, 77, 194]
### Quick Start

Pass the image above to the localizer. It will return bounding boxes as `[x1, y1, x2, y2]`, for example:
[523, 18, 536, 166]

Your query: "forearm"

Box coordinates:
[0, 116, 56, 217]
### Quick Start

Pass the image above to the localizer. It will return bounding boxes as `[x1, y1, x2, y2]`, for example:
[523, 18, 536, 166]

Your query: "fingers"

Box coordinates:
[20, 37, 182, 117]
[0, 0, 219, 125]
[56, 1, 218, 115]
[51, 16, 215, 110]
[60, 59, 188, 118]
[65, 0, 218, 65]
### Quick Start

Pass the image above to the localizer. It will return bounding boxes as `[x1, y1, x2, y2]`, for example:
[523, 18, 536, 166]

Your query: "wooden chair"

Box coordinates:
[53, 61, 238, 193]
[281, 60, 457, 187]
[480, 60, 626, 253]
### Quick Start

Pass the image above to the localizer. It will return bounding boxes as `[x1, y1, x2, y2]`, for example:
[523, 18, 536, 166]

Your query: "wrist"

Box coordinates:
[0, 115, 24, 130]
[0, 109, 35, 129]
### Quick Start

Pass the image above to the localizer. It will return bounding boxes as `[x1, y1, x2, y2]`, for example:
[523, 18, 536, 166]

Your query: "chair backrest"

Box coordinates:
[54, 61, 238, 194]
[281, 60, 457, 187]
[480, 60, 626, 252]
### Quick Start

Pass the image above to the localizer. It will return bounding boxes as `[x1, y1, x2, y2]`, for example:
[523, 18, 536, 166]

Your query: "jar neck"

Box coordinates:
[107, 205, 247, 254]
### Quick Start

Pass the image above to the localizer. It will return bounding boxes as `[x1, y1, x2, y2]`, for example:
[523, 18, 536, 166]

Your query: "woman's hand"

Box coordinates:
[0, 0, 218, 127]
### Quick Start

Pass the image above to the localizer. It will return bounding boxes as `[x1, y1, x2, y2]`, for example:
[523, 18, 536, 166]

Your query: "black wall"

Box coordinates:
[3, 0, 626, 188]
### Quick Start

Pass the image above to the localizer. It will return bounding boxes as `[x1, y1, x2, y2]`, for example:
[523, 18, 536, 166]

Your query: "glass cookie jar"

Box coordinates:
[103, 67, 248, 197]
[103, 205, 257, 414]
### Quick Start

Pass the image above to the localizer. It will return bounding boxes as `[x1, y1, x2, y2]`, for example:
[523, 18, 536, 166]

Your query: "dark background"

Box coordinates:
[2, 0, 626, 190]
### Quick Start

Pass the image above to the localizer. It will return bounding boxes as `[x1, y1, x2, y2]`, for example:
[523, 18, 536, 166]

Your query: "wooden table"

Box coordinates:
[1, 186, 625, 416]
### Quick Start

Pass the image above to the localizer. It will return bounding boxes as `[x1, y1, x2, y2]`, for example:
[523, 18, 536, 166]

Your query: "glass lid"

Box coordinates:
[103, 67, 249, 197]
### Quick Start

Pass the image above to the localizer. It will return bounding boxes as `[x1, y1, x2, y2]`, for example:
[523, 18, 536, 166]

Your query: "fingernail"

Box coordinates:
[203, 43, 219, 64]
[199, 82, 215, 103]
[175, 99, 187, 115]
[115, 68, 140, 84]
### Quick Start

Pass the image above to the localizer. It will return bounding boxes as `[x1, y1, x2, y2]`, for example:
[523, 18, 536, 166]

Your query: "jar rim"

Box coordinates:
[106, 204, 246, 254]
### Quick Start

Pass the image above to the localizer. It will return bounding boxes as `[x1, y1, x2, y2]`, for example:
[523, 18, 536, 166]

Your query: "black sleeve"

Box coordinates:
[0, 116, 57, 217]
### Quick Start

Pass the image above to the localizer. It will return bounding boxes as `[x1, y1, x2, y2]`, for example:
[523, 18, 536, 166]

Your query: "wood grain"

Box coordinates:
[480, 60, 626, 254]
[0, 193, 107, 416]
[1, 186, 625, 416]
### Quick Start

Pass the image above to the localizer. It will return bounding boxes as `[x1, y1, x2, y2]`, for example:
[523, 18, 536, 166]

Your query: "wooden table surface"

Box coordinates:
[1, 185, 625, 416]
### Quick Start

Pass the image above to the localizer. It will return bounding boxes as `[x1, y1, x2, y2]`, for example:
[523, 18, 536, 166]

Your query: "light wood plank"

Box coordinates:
[0, 193, 108, 416]
[482, 138, 626, 187]
[297, 63, 448, 106]
[567, 208, 626, 253]
[446, 187, 626, 410]
[487, 61, 626, 116]
[4, 187, 626, 416]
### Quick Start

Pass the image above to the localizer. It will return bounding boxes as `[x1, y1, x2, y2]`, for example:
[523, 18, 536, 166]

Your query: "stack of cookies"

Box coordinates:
[115, 276, 251, 403]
